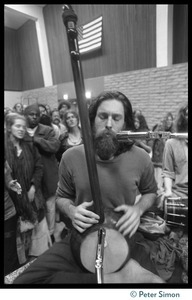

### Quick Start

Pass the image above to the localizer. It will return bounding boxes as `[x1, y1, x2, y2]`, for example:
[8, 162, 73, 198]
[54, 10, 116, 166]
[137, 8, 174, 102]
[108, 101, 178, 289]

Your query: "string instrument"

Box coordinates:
[62, 5, 130, 283]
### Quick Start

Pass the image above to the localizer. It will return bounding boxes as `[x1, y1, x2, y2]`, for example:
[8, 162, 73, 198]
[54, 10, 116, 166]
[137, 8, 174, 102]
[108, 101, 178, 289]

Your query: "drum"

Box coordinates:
[70, 208, 130, 274]
[164, 197, 188, 227]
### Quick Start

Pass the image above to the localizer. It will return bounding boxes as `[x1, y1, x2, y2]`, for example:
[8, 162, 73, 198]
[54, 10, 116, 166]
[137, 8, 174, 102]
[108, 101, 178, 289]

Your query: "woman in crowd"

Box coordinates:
[152, 112, 175, 193]
[4, 158, 21, 275]
[5, 113, 50, 265]
[13, 102, 24, 115]
[56, 109, 83, 163]
[160, 104, 188, 204]
[133, 112, 152, 155]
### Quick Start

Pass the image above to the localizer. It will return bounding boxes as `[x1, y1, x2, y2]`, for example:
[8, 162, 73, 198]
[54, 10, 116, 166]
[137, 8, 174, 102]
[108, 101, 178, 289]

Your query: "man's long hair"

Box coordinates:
[89, 91, 135, 154]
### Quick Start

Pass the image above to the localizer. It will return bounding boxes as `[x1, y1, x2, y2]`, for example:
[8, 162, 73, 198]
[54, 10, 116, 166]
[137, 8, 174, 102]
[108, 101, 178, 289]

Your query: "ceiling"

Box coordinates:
[4, 5, 46, 30]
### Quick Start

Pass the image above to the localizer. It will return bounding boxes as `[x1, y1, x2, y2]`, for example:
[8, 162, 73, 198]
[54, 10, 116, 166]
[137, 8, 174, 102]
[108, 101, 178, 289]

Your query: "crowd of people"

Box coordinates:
[4, 93, 188, 284]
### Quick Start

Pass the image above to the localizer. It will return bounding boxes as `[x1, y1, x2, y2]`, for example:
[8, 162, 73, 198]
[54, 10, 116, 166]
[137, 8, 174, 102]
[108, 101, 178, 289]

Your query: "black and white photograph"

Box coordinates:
[3, 4, 188, 296]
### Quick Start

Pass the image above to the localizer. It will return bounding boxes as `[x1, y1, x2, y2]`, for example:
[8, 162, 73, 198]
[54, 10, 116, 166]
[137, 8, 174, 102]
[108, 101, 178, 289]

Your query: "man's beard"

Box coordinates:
[93, 129, 120, 160]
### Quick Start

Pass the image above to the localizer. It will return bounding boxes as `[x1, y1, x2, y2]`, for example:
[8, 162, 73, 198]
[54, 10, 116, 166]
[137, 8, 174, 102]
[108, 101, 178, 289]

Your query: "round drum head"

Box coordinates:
[80, 228, 129, 274]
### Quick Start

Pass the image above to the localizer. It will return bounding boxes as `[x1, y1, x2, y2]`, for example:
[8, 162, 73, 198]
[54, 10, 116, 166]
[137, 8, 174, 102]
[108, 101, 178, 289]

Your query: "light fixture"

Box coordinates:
[63, 94, 68, 100]
[85, 91, 91, 99]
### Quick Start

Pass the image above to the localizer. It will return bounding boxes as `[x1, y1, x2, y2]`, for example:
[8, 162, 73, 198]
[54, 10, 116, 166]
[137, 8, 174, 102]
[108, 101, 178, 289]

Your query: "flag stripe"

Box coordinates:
[83, 16, 102, 29]
[79, 37, 102, 49]
[83, 21, 102, 34]
[79, 42, 102, 54]
[78, 31, 102, 45]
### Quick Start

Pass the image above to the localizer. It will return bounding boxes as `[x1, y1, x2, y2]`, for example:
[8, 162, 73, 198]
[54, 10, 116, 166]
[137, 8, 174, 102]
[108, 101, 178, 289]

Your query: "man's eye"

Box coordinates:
[99, 114, 107, 120]
[113, 116, 121, 121]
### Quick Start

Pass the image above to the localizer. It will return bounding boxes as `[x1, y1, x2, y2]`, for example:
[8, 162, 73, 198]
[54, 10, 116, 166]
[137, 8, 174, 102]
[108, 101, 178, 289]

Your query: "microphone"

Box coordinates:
[62, 4, 77, 28]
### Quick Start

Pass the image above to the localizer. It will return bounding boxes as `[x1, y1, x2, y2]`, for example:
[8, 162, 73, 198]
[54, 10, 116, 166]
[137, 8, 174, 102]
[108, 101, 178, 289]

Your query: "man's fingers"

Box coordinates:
[75, 214, 99, 224]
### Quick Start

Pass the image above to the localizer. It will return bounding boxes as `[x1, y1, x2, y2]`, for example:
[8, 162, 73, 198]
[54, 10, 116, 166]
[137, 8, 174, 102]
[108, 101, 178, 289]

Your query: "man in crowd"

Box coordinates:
[23, 104, 60, 244]
[14, 91, 163, 284]
[58, 99, 71, 125]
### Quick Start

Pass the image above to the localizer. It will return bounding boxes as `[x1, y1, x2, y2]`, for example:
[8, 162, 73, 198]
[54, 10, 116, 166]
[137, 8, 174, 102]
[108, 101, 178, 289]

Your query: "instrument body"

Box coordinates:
[70, 208, 130, 274]
[164, 197, 188, 228]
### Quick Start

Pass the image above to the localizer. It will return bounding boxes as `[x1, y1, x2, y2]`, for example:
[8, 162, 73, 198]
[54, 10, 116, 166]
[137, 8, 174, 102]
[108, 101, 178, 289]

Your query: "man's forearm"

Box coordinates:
[56, 197, 75, 219]
[135, 193, 156, 216]
[163, 177, 173, 194]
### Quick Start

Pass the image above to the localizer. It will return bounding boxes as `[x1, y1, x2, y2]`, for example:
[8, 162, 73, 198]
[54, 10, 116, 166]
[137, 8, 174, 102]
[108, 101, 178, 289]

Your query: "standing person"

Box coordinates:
[4, 158, 21, 275]
[152, 112, 175, 194]
[45, 104, 52, 117]
[13, 103, 24, 115]
[14, 91, 164, 284]
[24, 104, 60, 244]
[38, 104, 60, 139]
[5, 113, 49, 265]
[56, 109, 83, 163]
[51, 109, 67, 137]
[58, 99, 71, 126]
[133, 113, 152, 155]
[158, 104, 188, 207]
[163, 112, 175, 132]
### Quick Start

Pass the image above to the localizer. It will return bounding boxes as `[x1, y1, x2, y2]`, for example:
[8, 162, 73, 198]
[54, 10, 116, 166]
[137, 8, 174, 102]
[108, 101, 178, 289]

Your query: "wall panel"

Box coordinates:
[4, 27, 22, 91]
[173, 5, 188, 64]
[43, 4, 156, 84]
[17, 20, 44, 90]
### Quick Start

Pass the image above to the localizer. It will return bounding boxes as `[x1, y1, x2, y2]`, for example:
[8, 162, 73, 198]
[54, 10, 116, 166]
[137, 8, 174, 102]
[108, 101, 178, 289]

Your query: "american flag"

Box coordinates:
[77, 16, 103, 54]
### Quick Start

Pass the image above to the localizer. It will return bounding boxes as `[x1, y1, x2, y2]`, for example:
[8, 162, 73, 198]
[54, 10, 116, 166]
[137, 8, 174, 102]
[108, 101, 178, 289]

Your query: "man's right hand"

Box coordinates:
[69, 201, 100, 233]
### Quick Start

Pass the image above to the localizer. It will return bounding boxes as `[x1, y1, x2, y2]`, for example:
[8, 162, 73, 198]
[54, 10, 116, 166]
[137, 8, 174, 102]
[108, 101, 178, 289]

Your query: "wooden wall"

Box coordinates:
[17, 20, 44, 90]
[4, 20, 44, 91]
[43, 4, 156, 85]
[4, 5, 188, 91]
[4, 27, 22, 91]
[173, 4, 188, 64]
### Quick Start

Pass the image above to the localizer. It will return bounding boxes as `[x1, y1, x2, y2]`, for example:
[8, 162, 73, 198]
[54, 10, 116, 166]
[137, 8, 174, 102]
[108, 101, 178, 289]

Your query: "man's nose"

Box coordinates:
[105, 116, 112, 129]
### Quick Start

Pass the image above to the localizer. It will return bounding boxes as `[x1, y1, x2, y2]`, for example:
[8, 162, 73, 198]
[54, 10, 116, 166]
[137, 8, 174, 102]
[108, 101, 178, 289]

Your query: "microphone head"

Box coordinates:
[62, 4, 78, 27]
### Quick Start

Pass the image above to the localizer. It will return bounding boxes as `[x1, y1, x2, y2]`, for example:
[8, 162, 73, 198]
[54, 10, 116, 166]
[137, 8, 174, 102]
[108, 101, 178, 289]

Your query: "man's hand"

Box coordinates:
[8, 180, 22, 194]
[114, 204, 141, 238]
[27, 185, 36, 202]
[69, 201, 100, 233]
[157, 190, 172, 209]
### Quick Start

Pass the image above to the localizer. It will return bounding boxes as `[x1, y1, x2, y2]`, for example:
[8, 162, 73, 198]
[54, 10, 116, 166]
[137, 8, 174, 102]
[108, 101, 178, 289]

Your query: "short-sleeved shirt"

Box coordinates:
[56, 144, 157, 210]
[162, 138, 188, 197]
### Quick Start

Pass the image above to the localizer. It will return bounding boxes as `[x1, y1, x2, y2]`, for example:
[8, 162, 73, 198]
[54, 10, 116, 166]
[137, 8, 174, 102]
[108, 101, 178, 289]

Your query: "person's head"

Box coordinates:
[45, 104, 51, 115]
[51, 109, 61, 125]
[175, 104, 188, 133]
[5, 112, 26, 140]
[164, 112, 174, 131]
[134, 114, 149, 131]
[38, 104, 48, 116]
[13, 102, 23, 114]
[4, 107, 13, 117]
[38, 104, 52, 126]
[58, 100, 71, 118]
[63, 109, 80, 131]
[89, 91, 134, 160]
[24, 104, 41, 129]
[133, 109, 142, 117]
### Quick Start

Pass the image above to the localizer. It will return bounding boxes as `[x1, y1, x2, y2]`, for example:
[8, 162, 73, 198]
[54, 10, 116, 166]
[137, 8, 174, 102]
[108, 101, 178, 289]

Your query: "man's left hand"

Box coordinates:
[114, 205, 141, 238]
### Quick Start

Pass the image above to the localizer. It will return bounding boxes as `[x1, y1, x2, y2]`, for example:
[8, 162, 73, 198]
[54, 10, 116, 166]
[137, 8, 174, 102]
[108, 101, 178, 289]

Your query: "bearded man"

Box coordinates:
[14, 91, 164, 284]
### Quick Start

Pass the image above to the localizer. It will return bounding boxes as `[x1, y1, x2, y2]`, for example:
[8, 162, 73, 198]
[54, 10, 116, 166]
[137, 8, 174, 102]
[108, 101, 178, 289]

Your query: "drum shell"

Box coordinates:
[164, 197, 188, 227]
[70, 208, 130, 274]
